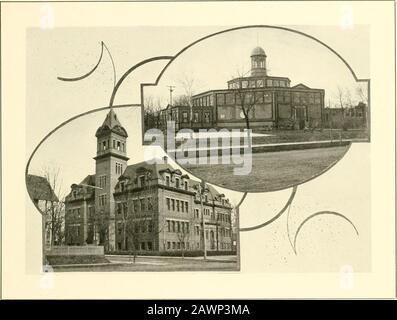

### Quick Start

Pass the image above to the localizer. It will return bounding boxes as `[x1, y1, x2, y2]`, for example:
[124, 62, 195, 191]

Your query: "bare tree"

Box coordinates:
[144, 94, 164, 129]
[42, 167, 66, 246]
[177, 73, 199, 107]
[336, 86, 347, 114]
[95, 207, 110, 250]
[232, 70, 257, 132]
[356, 85, 368, 105]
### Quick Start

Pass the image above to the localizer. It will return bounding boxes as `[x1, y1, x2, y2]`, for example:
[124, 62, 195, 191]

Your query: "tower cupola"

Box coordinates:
[250, 46, 267, 77]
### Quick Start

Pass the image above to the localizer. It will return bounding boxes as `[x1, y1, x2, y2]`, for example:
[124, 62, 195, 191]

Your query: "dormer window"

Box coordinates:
[102, 141, 107, 150]
[117, 141, 121, 151]
[184, 181, 188, 191]
[175, 178, 180, 189]
[166, 176, 170, 187]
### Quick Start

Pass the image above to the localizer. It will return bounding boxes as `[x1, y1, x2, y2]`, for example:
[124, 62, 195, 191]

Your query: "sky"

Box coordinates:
[26, 26, 369, 199]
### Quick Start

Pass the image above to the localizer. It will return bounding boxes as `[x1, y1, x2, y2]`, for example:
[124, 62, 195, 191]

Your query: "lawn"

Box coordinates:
[183, 145, 349, 192]
[51, 256, 238, 272]
[46, 255, 110, 265]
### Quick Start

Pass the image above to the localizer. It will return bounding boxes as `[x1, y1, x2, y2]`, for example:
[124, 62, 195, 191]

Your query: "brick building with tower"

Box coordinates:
[147, 46, 325, 131]
[64, 109, 234, 253]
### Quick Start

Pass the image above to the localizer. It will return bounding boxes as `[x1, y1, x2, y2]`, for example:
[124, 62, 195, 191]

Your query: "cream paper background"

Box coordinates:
[1, 1, 395, 298]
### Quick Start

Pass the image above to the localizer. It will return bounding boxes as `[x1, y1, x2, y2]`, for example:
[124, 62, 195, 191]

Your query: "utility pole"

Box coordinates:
[167, 85, 175, 106]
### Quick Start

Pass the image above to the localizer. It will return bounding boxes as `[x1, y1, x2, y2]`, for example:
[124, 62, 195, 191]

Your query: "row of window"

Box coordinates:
[166, 197, 189, 213]
[166, 220, 190, 233]
[194, 208, 231, 222]
[228, 78, 289, 90]
[98, 139, 126, 152]
[216, 91, 272, 106]
[115, 162, 123, 175]
[116, 197, 154, 214]
[117, 220, 153, 235]
[277, 91, 322, 104]
[117, 241, 153, 251]
[166, 241, 192, 250]
[165, 176, 189, 190]
[193, 95, 214, 107]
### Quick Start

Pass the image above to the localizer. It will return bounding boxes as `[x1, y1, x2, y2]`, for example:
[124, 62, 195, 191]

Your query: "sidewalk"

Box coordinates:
[105, 254, 237, 263]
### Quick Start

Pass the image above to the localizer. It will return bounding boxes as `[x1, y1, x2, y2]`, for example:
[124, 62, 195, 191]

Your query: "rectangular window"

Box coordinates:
[176, 200, 180, 212]
[167, 220, 171, 232]
[117, 141, 121, 151]
[175, 178, 180, 188]
[99, 175, 107, 188]
[99, 194, 106, 206]
[147, 197, 153, 210]
[88, 207, 94, 219]
[184, 181, 188, 190]
[182, 111, 188, 123]
[166, 176, 170, 186]
[172, 221, 175, 232]
[123, 203, 128, 218]
[204, 112, 210, 123]
[185, 202, 189, 213]
[181, 201, 184, 213]
[193, 112, 199, 123]
[167, 241, 171, 250]
[217, 94, 225, 105]
[147, 242, 152, 251]
[225, 93, 235, 105]
[166, 198, 170, 210]
[140, 198, 145, 211]
[171, 199, 175, 211]
[139, 175, 146, 187]
[264, 92, 272, 103]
